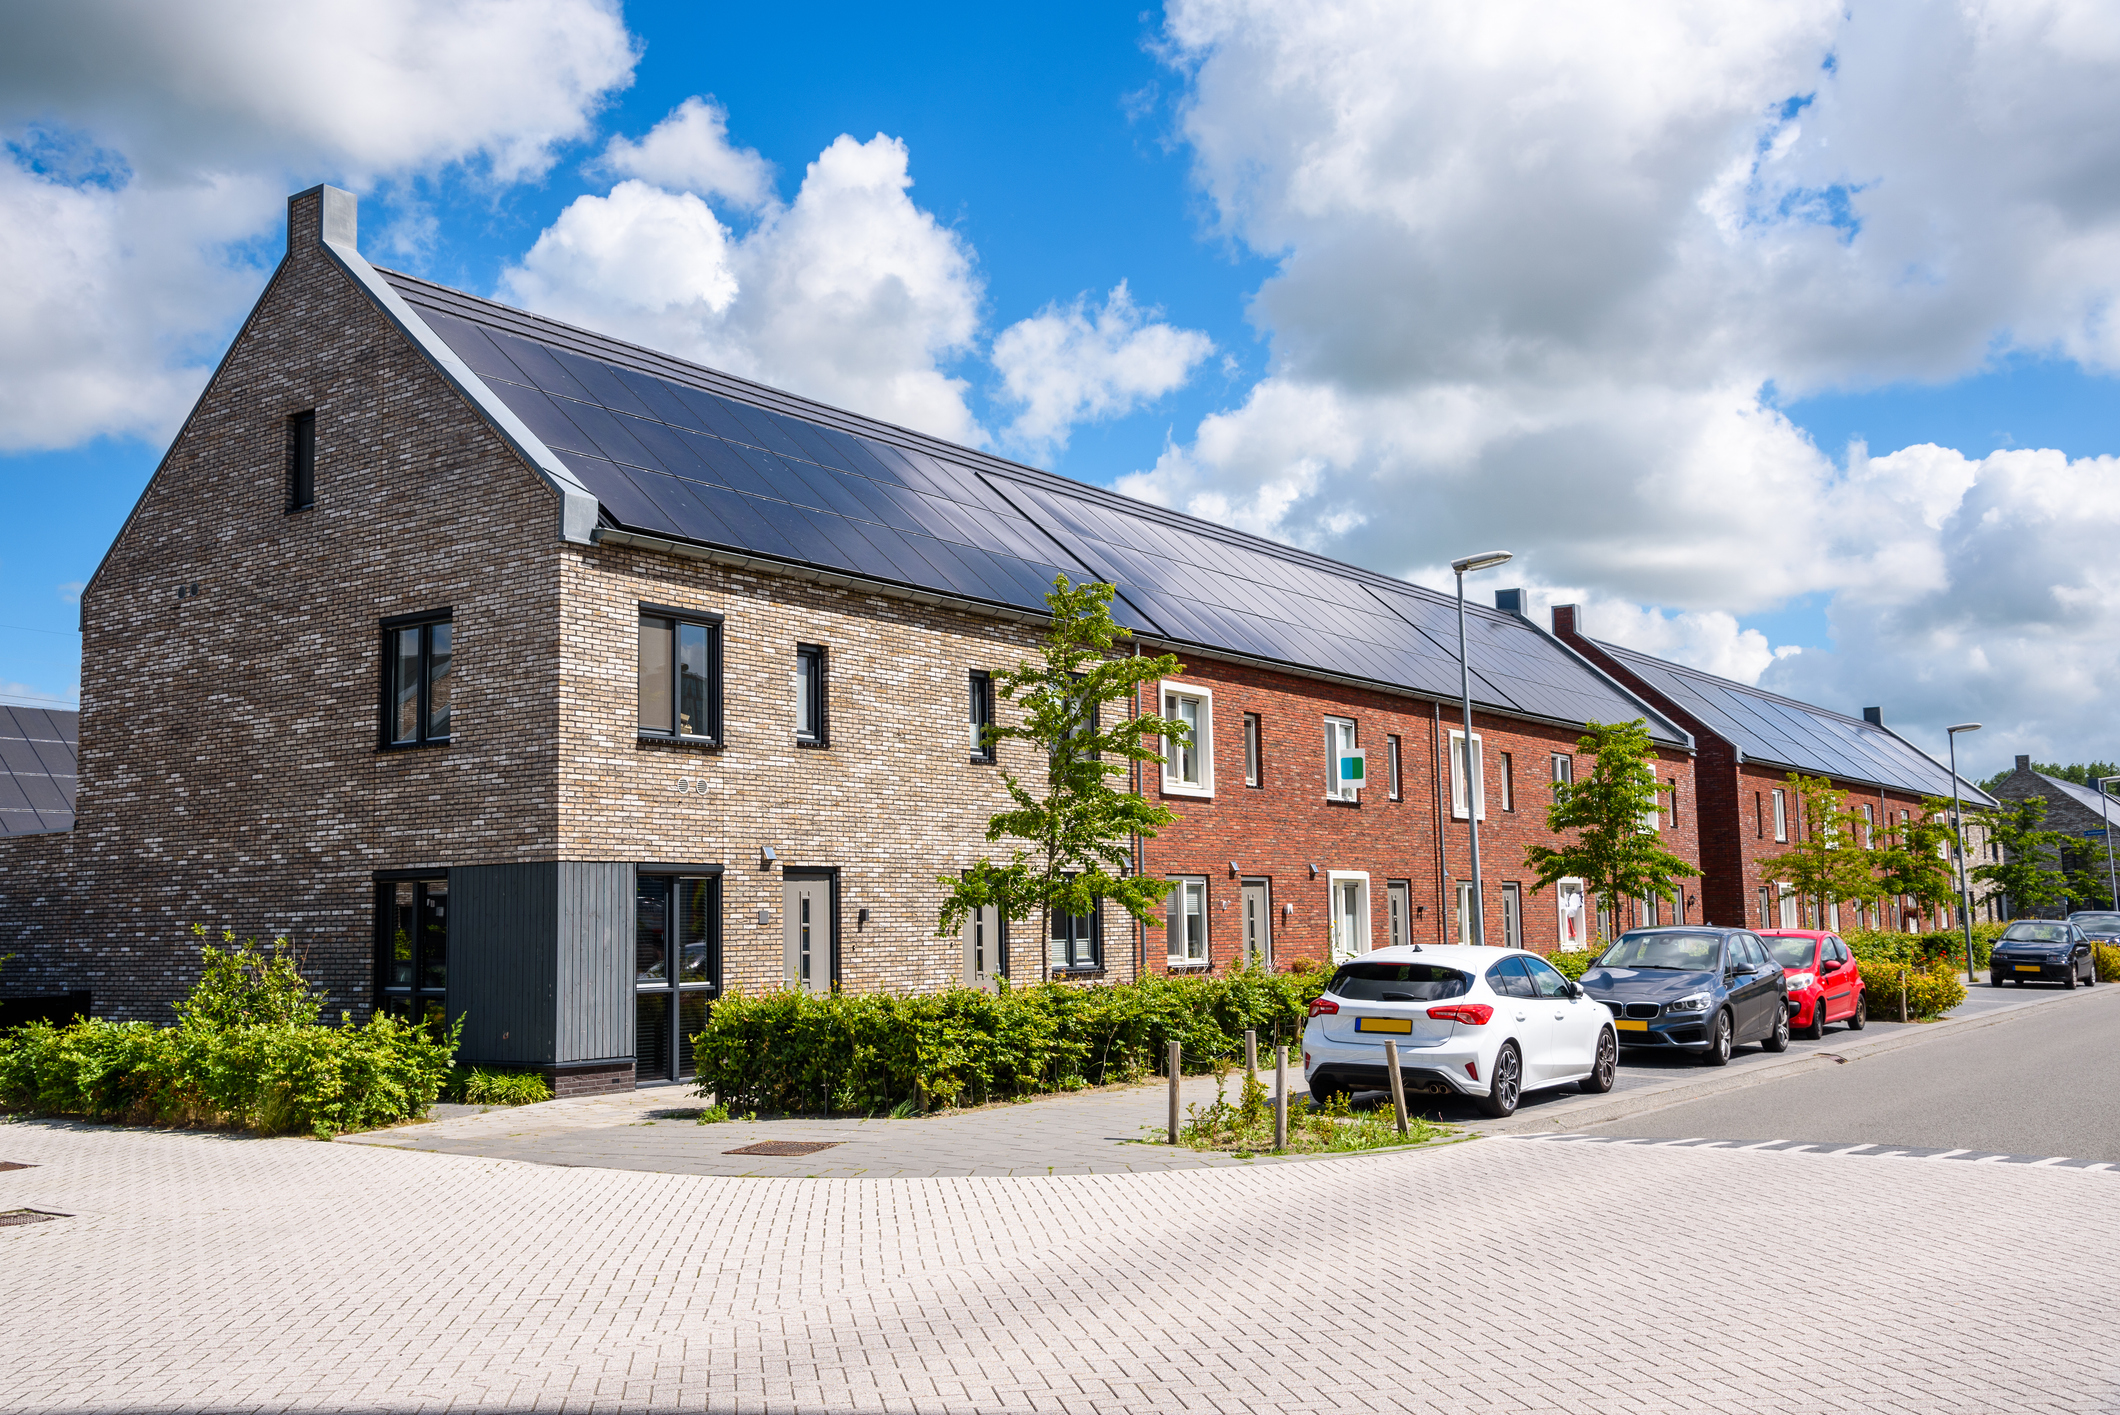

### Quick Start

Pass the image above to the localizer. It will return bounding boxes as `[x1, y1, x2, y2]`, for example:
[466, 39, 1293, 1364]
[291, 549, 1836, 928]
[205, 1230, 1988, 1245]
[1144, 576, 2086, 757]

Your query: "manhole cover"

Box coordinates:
[724, 1140, 841, 1157]
[0, 1162, 35, 1173]
[0, 1209, 64, 1227]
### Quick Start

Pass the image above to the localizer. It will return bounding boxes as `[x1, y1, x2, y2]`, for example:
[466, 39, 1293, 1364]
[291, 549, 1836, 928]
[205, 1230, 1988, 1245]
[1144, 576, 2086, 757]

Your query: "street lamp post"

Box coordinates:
[2099, 775, 2120, 912]
[1945, 723, 1981, 983]
[1451, 550, 1514, 946]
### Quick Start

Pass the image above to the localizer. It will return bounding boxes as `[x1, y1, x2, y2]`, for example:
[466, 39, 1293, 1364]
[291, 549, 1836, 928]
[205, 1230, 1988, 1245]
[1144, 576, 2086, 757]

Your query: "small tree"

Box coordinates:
[1523, 719, 1697, 940]
[2059, 837, 2115, 912]
[1973, 796, 2069, 916]
[1758, 775, 1874, 929]
[936, 578, 1189, 965]
[1875, 798, 1960, 925]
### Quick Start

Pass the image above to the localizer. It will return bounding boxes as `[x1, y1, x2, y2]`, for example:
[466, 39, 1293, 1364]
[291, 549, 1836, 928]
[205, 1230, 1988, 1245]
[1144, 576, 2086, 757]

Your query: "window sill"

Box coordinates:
[969, 754, 996, 766]
[638, 732, 721, 752]
[1161, 784, 1213, 800]
[377, 739, 450, 754]
[1165, 961, 1211, 973]
[796, 739, 830, 751]
[1050, 966, 1107, 979]
[1324, 796, 1360, 808]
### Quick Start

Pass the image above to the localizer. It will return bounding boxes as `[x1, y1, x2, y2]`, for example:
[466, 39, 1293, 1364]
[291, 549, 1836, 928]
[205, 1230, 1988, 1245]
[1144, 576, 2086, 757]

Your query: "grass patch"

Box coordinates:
[444, 1067, 552, 1107]
[1166, 1070, 1450, 1155]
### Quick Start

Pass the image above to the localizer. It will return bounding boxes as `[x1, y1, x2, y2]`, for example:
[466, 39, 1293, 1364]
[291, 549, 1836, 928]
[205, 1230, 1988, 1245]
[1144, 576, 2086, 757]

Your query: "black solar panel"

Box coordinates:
[0, 706, 77, 836]
[383, 269, 1682, 739]
[1594, 641, 1990, 801]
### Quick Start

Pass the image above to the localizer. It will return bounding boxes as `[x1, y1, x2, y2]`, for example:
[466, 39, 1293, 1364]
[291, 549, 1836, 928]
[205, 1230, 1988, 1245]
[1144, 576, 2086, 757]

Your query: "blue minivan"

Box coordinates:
[1577, 927, 1791, 1066]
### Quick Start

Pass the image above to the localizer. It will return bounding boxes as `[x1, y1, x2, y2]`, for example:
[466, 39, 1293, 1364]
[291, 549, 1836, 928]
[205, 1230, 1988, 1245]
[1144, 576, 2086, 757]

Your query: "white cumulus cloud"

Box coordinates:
[596, 96, 773, 211]
[991, 283, 1213, 454]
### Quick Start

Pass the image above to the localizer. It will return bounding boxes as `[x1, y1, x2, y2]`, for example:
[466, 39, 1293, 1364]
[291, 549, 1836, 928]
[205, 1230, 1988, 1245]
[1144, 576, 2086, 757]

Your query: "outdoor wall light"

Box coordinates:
[1308, 863, 1319, 879]
[858, 907, 871, 929]
[1228, 860, 1240, 877]
[760, 845, 777, 868]
[756, 907, 772, 927]
[1282, 902, 1294, 919]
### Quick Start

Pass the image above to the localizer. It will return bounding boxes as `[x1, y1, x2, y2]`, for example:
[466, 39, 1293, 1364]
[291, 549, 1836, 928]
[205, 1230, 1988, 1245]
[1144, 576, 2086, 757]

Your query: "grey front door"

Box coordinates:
[963, 903, 1001, 990]
[783, 876, 832, 993]
[1240, 879, 1271, 969]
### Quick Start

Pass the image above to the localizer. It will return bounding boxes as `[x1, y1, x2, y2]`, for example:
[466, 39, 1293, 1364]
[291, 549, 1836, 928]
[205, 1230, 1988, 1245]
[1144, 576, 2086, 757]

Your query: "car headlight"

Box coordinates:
[1665, 993, 1710, 1014]
[1786, 972, 1816, 991]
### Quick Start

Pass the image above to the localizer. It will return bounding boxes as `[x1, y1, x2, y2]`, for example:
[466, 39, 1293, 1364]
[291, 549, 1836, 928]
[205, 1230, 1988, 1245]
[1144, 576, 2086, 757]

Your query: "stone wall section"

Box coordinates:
[0, 189, 564, 1021]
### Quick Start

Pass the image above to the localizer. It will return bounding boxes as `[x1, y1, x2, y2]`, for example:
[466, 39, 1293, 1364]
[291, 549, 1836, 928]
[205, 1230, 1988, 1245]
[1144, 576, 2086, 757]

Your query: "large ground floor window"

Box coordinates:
[637, 872, 722, 1082]
[377, 875, 447, 1026]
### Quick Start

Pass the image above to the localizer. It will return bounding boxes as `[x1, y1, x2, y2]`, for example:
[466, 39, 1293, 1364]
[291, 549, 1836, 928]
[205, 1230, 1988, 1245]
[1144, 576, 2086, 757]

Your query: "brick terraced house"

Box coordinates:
[1552, 607, 1998, 934]
[0, 186, 1703, 1092]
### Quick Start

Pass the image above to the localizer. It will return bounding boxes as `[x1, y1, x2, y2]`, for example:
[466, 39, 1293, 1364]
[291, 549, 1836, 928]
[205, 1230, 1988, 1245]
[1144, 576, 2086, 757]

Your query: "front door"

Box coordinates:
[1331, 879, 1365, 961]
[963, 903, 1001, 991]
[783, 876, 833, 993]
[1386, 881, 1411, 948]
[1239, 879, 1272, 969]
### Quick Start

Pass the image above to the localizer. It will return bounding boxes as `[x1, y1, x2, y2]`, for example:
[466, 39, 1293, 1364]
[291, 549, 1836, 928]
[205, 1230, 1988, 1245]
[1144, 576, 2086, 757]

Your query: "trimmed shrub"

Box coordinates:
[0, 929, 458, 1137]
[693, 966, 1329, 1114]
[2095, 943, 2120, 983]
[1548, 951, 1598, 981]
[1845, 925, 2000, 975]
[1856, 959, 1967, 1021]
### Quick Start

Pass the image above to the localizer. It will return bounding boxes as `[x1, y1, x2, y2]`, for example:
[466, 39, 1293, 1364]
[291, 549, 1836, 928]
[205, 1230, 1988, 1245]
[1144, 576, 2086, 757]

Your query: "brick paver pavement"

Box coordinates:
[4, 1117, 2116, 1413]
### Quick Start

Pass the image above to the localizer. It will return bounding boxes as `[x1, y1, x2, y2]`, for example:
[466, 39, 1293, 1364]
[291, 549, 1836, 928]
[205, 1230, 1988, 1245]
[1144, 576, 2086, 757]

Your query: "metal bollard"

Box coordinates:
[1384, 1039, 1410, 1137]
[1899, 966, 1909, 1024]
[1167, 1040, 1181, 1144]
[1274, 1045, 1289, 1152]
[1244, 1028, 1257, 1079]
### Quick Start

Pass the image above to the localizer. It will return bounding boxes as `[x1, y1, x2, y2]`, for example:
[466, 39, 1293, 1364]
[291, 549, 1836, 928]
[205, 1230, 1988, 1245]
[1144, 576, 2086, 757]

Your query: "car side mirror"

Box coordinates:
[1566, 982, 1583, 999]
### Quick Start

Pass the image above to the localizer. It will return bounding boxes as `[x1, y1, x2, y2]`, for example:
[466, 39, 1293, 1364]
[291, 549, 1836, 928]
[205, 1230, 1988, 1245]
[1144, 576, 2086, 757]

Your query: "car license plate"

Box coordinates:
[2016, 964, 2041, 972]
[1616, 1019, 1648, 1032]
[1355, 1016, 1413, 1034]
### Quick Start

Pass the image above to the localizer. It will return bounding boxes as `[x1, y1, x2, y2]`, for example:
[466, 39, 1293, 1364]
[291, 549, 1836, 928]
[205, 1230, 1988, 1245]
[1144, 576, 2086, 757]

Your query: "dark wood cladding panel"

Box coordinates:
[557, 861, 633, 1064]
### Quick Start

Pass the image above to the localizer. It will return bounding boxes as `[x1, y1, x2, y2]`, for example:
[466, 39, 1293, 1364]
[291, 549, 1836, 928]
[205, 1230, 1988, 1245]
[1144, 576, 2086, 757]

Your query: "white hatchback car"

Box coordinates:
[1302, 945, 1618, 1118]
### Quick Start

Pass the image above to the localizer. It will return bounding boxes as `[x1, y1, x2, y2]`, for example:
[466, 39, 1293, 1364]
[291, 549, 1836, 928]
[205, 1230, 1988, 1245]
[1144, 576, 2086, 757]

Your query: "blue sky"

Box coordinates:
[5, 0, 2119, 777]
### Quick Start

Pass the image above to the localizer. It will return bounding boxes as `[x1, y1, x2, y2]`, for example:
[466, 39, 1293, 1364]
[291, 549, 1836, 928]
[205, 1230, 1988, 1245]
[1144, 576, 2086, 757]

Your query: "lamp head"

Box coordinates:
[1451, 550, 1514, 575]
[1946, 722, 1982, 735]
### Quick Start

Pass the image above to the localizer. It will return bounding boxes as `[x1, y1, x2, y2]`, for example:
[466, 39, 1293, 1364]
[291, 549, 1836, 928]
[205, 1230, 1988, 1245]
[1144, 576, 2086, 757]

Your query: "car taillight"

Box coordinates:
[1308, 996, 1339, 1018]
[1464, 1060, 1479, 1081]
[1428, 1003, 1494, 1026]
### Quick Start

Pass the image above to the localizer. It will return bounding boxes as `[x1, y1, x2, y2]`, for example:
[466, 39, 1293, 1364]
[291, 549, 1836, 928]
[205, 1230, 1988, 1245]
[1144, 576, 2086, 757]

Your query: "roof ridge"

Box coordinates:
[375, 266, 1524, 629]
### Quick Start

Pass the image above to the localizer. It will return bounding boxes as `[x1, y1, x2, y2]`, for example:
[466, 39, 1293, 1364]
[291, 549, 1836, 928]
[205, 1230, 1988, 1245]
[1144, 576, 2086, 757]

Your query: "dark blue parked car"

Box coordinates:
[1578, 927, 1791, 1066]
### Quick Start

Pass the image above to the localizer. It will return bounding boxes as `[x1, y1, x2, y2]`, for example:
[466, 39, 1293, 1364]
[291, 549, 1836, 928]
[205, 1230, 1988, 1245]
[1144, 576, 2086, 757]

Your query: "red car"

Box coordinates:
[1757, 930, 1867, 1037]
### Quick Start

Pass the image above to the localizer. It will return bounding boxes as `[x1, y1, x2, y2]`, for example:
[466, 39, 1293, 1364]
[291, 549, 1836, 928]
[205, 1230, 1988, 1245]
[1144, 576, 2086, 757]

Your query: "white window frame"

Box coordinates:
[1551, 753, 1573, 793]
[1861, 802, 1874, 848]
[1448, 730, 1485, 820]
[1557, 878, 1587, 948]
[1326, 870, 1370, 960]
[1499, 752, 1515, 812]
[1453, 880, 1474, 945]
[1159, 681, 1213, 797]
[1243, 712, 1262, 787]
[1777, 883, 1798, 929]
[1501, 882, 1523, 948]
[1386, 735, 1402, 801]
[1166, 875, 1209, 967]
[1324, 716, 1359, 802]
[1772, 789, 1789, 843]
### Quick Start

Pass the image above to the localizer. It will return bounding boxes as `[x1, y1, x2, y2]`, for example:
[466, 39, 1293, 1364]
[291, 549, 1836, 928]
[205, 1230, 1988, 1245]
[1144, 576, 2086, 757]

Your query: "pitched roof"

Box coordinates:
[0, 706, 77, 836]
[2027, 771, 2120, 821]
[371, 266, 1687, 744]
[1591, 639, 1993, 804]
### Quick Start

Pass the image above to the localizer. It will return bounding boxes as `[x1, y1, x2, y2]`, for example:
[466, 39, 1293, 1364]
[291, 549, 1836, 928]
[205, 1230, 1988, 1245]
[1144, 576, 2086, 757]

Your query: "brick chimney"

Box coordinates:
[2016, 754, 2031, 772]
[1551, 604, 1579, 638]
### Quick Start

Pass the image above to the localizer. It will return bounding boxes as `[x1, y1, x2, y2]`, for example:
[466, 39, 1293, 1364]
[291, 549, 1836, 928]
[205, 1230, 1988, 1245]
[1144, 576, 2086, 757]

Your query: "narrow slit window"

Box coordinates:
[287, 410, 316, 512]
[1243, 712, 1262, 787]
[1499, 752, 1515, 811]
[795, 643, 827, 745]
[1386, 735, 1402, 801]
[969, 670, 994, 763]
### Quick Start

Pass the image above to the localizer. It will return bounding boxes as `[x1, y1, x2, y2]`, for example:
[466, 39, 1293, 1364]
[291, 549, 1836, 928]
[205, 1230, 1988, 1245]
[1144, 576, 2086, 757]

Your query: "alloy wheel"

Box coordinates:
[1702, 1011, 1733, 1067]
[1585, 1029, 1616, 1093]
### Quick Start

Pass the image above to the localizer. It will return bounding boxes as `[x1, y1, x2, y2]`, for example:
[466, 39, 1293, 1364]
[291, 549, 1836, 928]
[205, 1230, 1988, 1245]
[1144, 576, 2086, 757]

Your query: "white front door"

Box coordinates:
[1239, 880, 1272, 969]
[963, 903, 1000, 991]
[783, 877, 831, 993]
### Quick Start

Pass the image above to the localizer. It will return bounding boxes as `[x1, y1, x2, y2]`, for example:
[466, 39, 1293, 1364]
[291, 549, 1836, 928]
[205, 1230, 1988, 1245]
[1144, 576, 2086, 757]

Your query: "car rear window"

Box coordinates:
[2069, 913, 2120, 931]
[1598, 931, 1721, 970]
[1765, 937, 1816, 968]
[1328, 962, 1470, 1001]
[2002, 923, 2070, 943]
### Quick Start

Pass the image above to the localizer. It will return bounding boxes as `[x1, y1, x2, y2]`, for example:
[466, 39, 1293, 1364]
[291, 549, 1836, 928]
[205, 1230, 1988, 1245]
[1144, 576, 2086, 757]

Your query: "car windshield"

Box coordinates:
[1597, 932, 1721, 971]
[2002, 922, 2071, 943]
[2069, 913, 2120, 931]
[1765, 937, 1817, 968]
[1328, 962, 1469, 1002]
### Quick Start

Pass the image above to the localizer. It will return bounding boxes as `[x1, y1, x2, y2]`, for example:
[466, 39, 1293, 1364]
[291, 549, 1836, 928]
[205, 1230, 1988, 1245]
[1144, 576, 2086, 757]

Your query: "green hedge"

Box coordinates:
[1855, 959, 1967, 1020]
[0, 1013, 458, 1137]
[694, 968, 1329, 1114]
[1844, 924, 2003, 973]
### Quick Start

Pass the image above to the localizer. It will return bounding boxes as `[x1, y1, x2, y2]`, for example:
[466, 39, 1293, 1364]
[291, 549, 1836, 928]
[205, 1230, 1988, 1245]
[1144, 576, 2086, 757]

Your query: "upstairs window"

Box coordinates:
[1324, 716, 1360, 801]
[1243, 712, 1263, 787]
[1161, 683, 1213, 795]
[1772, 788, 1789, 842]
[381, 611, 451, 749]
[1551, 753, 1573, 797]
[637, 607, 722, 743]
[1386, 735, 1403, 801]
[286, 410, 316, 512]
[968, 670, 995, 763]
[795, 643, 827, 746]
[1499, 751, 1515, 811]
[1448, 729, 1485, 820]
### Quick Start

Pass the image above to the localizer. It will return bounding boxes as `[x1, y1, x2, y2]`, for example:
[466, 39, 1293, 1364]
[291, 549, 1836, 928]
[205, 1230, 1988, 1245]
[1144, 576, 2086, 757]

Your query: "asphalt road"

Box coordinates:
[1579, 981, 2120, 1160]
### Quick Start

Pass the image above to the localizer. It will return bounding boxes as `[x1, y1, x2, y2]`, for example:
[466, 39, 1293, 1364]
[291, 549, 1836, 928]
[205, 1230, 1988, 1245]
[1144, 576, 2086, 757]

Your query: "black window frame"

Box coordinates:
[795, 642, 828, 747]
[286, 410, 316, 513]
[374, 870, 448, 1027]
[379, 609, 453, 751]
[634, 866, 724, 1083]
[968, 669, 995, 764]
[637, 603, 724, 746]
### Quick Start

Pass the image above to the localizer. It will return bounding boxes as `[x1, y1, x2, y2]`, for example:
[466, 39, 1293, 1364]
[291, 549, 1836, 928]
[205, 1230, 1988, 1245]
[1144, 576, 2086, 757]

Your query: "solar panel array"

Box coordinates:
[1594, 641, 1989, 802]
[0, 707, 77, 836]
[382, 271, 1683, 743]
[2029, 771, 2119, 821]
